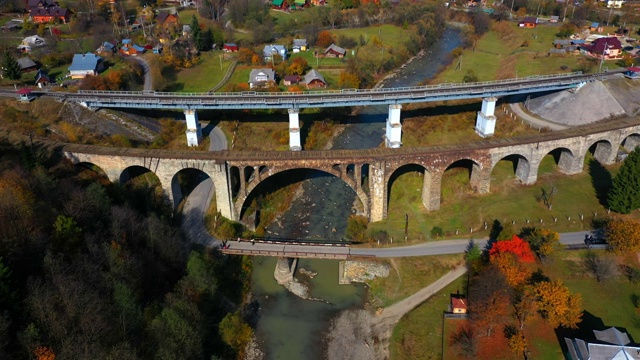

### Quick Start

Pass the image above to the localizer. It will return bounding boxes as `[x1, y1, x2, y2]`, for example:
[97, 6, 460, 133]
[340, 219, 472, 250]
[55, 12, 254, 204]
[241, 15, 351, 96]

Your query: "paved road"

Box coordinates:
[208, 126, 228, 151]
[181, 178, 591, 258]
[509, 99, 569, 131]
[131, 56, 152, 92]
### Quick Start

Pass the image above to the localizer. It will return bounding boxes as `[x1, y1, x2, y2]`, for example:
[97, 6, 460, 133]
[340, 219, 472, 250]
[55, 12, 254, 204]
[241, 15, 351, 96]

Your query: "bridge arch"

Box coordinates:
[386, 163, 436, 214]
[440, 158, 487, 206]
[74, 161, 112, 183]
[490, 153, 534, 186]
[584, 139, 615, 165]
[235, 166, 369, 222]
[119, 165, 165, 211]
[537, 147, 580, 176]
[621, 132, 640, 153]
[170, 168, 212, 209]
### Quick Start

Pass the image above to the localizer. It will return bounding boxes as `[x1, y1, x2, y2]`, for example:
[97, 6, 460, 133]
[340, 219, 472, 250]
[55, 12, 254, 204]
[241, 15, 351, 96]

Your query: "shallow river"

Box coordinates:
[251, 27, 464, 359]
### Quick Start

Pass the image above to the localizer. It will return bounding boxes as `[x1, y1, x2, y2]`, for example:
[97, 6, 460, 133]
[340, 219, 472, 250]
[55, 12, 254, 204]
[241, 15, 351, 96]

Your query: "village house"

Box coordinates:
[519, 17, 538, 28]
[248, 68, 276, 89]
[323, 43, 346, 58]
[272, 0, 286, 9]
[120, 41, 146, 56]
[30, 7, 71, 23]
[625, 66, 640, 79]
[27, 0, 58, 10]
[17, 57, 38, 73]
[283, 75, 300, 86]
[292, 39, 308, 53]
[590, 22, 603, 32]
[223, 43, 238, 52]
[550, 15, 559, 23]
[156, 11, 179, 29]
[34, 69, 51, 88]
[580, 37, 623, 60]
[67, 53, 104, 79]
[450, 294, 468, 314]
[96, 41, 117, 55]
[0, 19, 23, 32]
[263, 44, 287, 62]
[17, 88, 35, 102]
[303, 69, 326, 89]
[291, 0, 306, 10]
[565, 327, 640, 360]
[17, 35, 46, 53]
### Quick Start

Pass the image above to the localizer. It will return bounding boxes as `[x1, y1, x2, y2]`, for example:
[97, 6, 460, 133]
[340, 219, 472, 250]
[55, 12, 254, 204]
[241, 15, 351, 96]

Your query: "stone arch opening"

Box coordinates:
[119, 165, 163, 212]
[346, 164, 356, 181]
[585, 140, 614, 165]
[75, 162, 111, 184]
[243, 166, 255, 183]
[361, 164, 370, 195]
[622, 133, 640, 153]
[441, 159, 482, 205]
[538, 147, 576, 176]
[491, 154, 532, 187]
[171, 168, 211, 209]
[229, 166, 241, 199]
[387, 163, 430, 214]
[238, 168, 366, 236]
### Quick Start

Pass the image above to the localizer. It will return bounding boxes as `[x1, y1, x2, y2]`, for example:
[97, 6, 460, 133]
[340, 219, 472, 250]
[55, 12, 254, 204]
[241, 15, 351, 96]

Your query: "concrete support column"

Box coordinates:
[289, 109, 301, 151]
[558, 150, 583, 175]
[369, 161, 387, 221]
[274, 257, 297, 285]
[422, 171, 442, 211]
[157, 173, 174, 207]
[213, 163, 236, 221]
[385, 104, 402, 148]
[184, 109, 202, 147]
[475, 97, 497, 138]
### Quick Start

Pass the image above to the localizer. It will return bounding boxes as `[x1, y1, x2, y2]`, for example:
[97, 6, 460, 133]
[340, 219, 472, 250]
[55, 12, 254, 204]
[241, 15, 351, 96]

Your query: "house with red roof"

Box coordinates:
[30, 7, 71, 23]
[580, 37, 622, 60]
[450, 294, 468, 314]
[625, 67, 640, 79]
[518, 17, 538, 28]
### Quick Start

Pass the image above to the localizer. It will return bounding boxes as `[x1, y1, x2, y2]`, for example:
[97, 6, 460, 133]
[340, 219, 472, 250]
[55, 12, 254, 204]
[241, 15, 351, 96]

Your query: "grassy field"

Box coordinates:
[368, 154, 621, 243]
[391, 250, 640, 359]
[332, 24, 409, 49]
[366, 254, 464, 308]
[436, 23, 587, 83]
[174, 51, 234, 92]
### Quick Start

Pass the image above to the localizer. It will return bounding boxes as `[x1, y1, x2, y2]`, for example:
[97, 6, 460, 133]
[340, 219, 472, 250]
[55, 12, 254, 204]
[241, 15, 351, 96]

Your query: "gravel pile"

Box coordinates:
[326, 310, 379, 360]
[344, 261, 390, 283]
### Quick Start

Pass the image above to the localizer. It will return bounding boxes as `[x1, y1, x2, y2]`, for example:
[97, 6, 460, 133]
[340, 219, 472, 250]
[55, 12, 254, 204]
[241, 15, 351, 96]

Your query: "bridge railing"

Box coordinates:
[75, 71, 590, 99]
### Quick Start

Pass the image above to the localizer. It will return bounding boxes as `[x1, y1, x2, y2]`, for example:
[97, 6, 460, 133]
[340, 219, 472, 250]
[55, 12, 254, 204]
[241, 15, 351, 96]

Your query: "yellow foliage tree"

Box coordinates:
[34, 346, 55, 360]
[533, 280, 582, 328]
[491, 252, 531, 288]
[606, 217, 640, 254]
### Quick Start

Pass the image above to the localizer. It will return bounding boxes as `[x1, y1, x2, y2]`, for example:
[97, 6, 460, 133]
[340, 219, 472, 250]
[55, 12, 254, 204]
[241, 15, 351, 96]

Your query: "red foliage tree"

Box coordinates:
[489, 235, 536, 263]
[316, 30, 334, 48]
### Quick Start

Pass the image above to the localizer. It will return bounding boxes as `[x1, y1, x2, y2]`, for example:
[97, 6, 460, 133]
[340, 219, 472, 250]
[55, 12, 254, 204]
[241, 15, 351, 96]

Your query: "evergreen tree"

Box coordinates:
[191, 15, 203, 52]
[608, 147, 640, 214]
[2, 51, 21, 81]
[202, 28, 214, 52]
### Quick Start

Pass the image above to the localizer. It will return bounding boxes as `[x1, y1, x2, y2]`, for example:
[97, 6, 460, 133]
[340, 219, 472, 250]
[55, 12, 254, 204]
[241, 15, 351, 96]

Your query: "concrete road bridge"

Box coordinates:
[57, 116, 640, 222]
[37, 70, 620, 148]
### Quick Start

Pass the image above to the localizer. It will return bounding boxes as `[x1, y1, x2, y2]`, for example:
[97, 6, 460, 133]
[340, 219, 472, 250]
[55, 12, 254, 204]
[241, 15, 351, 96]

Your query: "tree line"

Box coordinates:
[0, 141, 253, 359]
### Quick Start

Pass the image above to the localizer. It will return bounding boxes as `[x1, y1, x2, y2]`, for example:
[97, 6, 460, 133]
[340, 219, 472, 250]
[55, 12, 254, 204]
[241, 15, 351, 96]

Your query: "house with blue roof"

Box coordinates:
[263, 44, 287, 62]
[68, 53, 103, 79]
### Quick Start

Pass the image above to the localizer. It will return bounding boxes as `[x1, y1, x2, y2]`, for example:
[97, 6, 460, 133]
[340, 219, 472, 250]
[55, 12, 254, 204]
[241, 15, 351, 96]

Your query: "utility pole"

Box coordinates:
[598, 41, 608, 73]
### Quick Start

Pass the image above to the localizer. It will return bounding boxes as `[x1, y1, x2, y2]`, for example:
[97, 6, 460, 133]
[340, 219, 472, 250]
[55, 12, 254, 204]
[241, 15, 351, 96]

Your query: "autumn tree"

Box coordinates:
[505, 326, 529, 360]
[338, 71, 361, 89]
[513, 287, 537, 330]
[491, 252, 531, 288]
[286, 57, 309, 76]
[519, 228, 561, 261]
[605, 217, 640, 254]
[489, 235, 536, 263]
[608, 147, 640, 214]
[582, 251, 617, 282]
[532, 280, 582, 328]
[469, 265, 511, 337]
[316, 30, 334, 48]
[219, 310, 253, 358]
[450, 325, 477, 359]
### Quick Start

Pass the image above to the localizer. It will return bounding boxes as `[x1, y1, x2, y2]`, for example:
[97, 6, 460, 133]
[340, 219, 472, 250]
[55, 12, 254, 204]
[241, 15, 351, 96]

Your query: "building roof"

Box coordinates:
[224, 43, 238, 47]
[451, 296, 468, 310]
[521, 17, 538, 24]
[68, 53, 102, 72]
[17, 57, 37, 70]
[294, 0, 305, 5]
[34, 69, 50, 83]
[324, 43, 346, 55]
[22, 35, 46, 46]
[132, 44, 146, 52]
[272, 0, 284, 5]
[156, 11, 178, 23]
[29, 7, 70, 18]
[550, 15, 559, 20]
[554, 39, 572, 46]
[284, 75, 300, 82]
[263, 44, 287, 57]
[565, 328, 640, 360]
[28, 0, 58, 8]
[627, 66, 640, 72]
[582, 37, 622, 53]
[293, 39, 307, 46]
[304, 69, 325, 84]
[249, 68, 276, 83]
[592, 22, 600, 28]
[17, 88, 33, 95]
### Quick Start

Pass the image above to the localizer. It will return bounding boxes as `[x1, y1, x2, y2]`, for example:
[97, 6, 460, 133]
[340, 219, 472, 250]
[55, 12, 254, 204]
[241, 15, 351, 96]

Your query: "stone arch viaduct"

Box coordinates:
[59, 118, 640, 222]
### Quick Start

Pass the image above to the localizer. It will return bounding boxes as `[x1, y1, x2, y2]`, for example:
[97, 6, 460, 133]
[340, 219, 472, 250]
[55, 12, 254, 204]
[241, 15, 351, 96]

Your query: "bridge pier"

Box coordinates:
[422, 171, 442, 211]
[475, 97, 497, 138]
[274, 257, 297, 285]
[185, 109, 203, 147]
[385, 104, 402, 148]
[369, 162, 387, 222]
[289, 109, 301, 151]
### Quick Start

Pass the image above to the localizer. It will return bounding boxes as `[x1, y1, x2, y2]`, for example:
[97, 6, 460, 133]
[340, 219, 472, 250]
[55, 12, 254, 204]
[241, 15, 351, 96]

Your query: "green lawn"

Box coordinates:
[174, 51, 234, 92]
[220, 65, 253, 91]
[289, 50, 347, 67]
[436, 24, 586, 83]
[332, 24, 409, 49]
[390, 274, 467, 360]
[368, 154, 621, 243]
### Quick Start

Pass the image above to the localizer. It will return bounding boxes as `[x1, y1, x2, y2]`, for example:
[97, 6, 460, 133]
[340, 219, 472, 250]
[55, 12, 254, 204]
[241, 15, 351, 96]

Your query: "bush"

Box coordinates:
[430, 226, 443, 238]
[337, 35, 358, 48]
[346, 215, 368, 242]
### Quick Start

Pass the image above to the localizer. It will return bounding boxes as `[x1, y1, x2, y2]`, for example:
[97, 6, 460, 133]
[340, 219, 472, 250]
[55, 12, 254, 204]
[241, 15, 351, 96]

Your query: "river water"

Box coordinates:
[250, 27, 463, 360]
